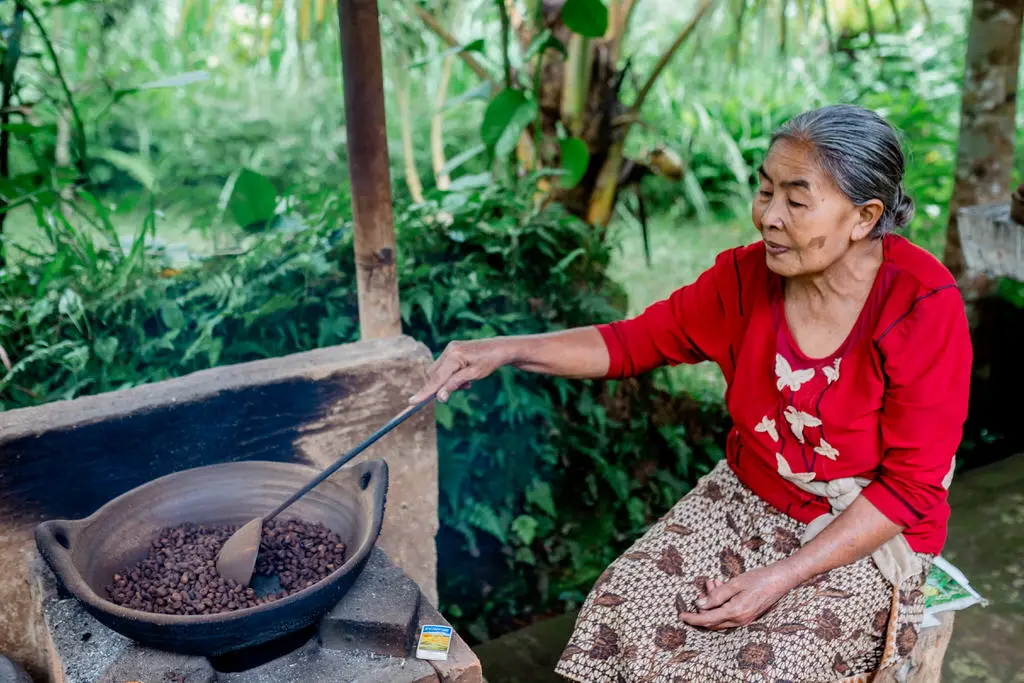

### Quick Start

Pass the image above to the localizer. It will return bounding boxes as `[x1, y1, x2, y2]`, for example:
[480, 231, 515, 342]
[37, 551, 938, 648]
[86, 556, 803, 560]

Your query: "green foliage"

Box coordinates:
[560, 0, 609, 38]
[481, 88, 538, 158]
[228, 168, 279, 230]
[626, 9, 972, 261]
[0, 196, 356, 405]
[1, 176, 729, 642]
[557, 137, 590, 189]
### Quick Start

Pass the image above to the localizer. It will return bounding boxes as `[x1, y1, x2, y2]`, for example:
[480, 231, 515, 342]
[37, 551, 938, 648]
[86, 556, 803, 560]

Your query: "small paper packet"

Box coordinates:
[416, 624, 453, 661]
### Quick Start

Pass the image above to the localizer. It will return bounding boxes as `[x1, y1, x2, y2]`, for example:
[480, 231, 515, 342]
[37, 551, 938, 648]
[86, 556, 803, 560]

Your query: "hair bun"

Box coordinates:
[891, 185, 915, 231]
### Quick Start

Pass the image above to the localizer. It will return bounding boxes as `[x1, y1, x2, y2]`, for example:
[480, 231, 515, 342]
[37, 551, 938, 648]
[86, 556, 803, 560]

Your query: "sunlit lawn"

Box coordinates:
[607, 212, 754, 402]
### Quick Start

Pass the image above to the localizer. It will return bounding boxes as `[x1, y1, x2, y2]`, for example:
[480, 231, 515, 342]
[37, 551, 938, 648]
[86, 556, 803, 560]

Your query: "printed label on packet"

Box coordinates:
[415, 624, 453, 661]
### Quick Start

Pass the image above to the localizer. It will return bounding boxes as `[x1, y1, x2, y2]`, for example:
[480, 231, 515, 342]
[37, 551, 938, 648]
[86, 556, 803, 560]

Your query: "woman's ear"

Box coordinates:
[852, 199, 884, 240]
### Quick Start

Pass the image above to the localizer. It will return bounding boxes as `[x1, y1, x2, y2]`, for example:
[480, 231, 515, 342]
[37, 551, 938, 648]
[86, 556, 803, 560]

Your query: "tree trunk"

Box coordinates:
[942, 0, 1024, 289]
[942, 0, 1024, 467]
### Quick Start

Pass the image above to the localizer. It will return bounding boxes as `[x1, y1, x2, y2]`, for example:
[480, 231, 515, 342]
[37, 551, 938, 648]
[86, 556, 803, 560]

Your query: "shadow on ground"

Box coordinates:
[474, 454, 1024, 683]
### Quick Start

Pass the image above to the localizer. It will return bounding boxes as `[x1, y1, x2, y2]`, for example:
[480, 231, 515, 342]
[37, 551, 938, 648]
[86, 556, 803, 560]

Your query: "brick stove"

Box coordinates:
[30, 547, 481, 683]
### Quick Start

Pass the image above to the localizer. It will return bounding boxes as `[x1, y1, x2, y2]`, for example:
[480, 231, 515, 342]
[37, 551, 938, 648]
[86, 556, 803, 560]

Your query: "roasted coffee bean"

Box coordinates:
[104, 519, 345, 616]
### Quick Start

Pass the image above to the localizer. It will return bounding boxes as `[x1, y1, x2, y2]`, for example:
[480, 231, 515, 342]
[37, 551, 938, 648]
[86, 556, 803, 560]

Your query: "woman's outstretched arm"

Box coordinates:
[408, 327, 611, 403]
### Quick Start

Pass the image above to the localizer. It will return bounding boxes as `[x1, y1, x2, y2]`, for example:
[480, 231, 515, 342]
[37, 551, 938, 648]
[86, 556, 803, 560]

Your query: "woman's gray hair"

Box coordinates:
[770, 104, 914, 236]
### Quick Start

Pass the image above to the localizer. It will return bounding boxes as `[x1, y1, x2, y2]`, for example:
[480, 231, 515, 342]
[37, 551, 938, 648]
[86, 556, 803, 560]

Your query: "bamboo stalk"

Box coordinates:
[779, 0, 788, 55]
[918, 0, 933, 25]
[731, 0, 748, 65]
[620, 0, 641, 34]
[861, 0, 877, 44]
[561, 35, 592, 137]
[517, 130, 537, 171]
[0, 4, 24, 269]
[396, 78, 425, 204]
[177, 0, 198, 36]
[606, 0, 621, 61]
[606, 0, 619, 38]
[632, 0, 715, 112]
[586, 143, 625, 227]
[316, 0, 328, 23]
[299, 0, 312, 43]
[263, 0, 283, 55]
[21, 2, 87, 175]
[432, 56, 454, 190]
[203, 0, 225, 35]
[886, 0, 903, 31]
[496, 0, 513, 87]
[819, 0, 834, 50]
[55, 109, 74, 220]
[414, 6, 493, 83]
[505, 0, 533, 49]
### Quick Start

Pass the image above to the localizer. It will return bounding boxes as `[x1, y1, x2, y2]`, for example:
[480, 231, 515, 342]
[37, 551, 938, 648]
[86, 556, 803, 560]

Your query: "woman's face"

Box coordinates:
[751, 138, 883, 278]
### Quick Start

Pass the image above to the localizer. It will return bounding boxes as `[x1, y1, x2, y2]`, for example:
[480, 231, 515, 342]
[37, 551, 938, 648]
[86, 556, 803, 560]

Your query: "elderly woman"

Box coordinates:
[410, 104, 972, 682]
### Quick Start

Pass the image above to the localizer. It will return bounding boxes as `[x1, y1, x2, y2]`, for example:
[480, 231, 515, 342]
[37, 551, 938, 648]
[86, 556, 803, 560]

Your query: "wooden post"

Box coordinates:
[337, 0, 402, 340]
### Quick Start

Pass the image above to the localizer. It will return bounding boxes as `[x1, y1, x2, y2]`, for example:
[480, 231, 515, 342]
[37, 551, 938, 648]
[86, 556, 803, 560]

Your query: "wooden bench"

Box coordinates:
[874, 612, 955, 683]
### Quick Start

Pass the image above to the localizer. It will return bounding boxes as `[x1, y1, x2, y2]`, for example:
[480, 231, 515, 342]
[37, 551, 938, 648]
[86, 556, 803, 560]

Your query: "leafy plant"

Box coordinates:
[0, 173, 730, 642]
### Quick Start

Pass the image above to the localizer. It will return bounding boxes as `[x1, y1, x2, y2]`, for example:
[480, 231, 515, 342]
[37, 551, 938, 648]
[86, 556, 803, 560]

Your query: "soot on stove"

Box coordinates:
[105, 518, 346, 615]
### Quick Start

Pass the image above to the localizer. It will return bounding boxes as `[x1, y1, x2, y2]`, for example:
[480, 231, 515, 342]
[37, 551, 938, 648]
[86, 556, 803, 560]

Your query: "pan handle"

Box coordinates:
[356, 459, 388, 498]
[34, 519, 84, 581]
[264, 393, 434, 523]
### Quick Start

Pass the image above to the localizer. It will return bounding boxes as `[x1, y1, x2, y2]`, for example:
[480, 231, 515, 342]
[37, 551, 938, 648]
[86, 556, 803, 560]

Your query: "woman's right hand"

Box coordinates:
[409, 337, 513, 404]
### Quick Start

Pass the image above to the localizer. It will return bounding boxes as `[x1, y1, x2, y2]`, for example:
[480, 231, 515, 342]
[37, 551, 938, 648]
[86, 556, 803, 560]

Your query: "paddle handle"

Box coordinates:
[264, 394, 435, 522]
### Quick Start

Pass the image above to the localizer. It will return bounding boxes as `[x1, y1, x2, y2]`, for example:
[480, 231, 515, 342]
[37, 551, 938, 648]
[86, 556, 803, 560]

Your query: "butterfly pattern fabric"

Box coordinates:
[774, 354, 815, 392]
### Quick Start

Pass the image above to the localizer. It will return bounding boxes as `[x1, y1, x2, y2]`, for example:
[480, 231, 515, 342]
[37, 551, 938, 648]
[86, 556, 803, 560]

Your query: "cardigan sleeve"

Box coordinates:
[596, 247, 747, 379]
[862, 286, 972, 528]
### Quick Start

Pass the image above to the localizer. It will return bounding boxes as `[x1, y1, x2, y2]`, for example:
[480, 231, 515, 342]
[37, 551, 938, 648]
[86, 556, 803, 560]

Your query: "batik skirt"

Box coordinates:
[554, 460, 931, 683]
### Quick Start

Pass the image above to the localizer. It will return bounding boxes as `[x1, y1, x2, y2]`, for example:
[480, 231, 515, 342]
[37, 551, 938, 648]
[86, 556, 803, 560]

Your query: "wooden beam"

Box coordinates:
[337, 0, 402, 340]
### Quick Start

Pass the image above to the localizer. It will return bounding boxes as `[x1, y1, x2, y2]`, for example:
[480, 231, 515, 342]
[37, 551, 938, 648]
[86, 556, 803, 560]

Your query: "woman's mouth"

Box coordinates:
[764, 239, 790, 256]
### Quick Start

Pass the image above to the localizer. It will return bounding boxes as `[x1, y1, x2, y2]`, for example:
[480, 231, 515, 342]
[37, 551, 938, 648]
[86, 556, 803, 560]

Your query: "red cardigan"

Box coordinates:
[597, 235, 972, 554]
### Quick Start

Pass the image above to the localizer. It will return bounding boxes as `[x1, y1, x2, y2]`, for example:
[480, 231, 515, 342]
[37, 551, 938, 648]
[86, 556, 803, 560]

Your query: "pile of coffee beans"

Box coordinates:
[105, 518, 346, 616]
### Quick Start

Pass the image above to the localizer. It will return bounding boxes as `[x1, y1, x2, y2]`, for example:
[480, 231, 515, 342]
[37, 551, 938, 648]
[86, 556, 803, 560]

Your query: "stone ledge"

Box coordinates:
[0, 335, 432, 439]
[216, 641, 439, 683]
[417, 602, 483, 683]
[2, 336, 440, 678]
[320, 548, 421, 656]
[29, 546, 471, 683]
[0, 657, 32, 683]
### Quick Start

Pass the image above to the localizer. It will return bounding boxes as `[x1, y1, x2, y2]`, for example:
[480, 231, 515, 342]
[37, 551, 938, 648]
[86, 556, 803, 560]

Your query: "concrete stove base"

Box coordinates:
[30, 548, 480, 683]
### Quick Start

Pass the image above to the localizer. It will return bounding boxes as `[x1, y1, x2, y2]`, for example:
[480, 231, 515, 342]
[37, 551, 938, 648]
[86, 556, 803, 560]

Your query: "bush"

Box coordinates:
[0, 179, 729, 641]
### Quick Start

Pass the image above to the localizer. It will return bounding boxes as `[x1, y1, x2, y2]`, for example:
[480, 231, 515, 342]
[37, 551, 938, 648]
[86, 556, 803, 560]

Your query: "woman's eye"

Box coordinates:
[788, 200, 805, 208]
[758, 189, 772, 198]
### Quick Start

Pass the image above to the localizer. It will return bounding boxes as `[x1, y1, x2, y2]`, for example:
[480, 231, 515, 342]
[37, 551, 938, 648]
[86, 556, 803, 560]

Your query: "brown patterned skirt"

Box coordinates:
[554, 460, 931, 683]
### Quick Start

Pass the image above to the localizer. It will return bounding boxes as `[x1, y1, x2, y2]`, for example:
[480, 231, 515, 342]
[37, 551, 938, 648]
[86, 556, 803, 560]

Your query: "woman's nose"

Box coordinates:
[761, 202, 785, 231]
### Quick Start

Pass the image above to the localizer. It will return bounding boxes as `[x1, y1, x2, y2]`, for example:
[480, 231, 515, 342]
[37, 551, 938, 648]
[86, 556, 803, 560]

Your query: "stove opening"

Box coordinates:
[208, 624, 317, 673]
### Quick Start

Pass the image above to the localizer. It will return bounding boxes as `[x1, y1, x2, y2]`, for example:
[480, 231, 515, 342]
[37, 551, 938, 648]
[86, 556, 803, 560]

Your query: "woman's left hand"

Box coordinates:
[678, 563, 798, 630]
